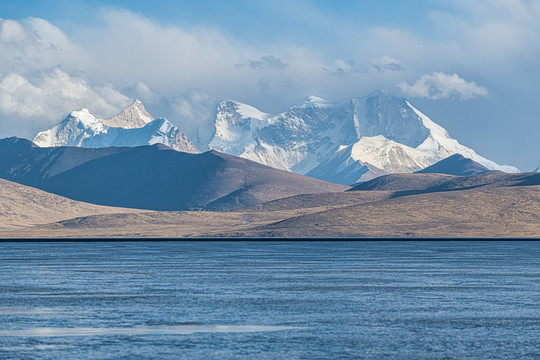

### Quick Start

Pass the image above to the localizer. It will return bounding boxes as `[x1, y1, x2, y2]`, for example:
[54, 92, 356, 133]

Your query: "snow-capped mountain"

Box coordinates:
[533, 166, 540, 172]
[208, 90, 518, 184]
[33, 100, 199, 153]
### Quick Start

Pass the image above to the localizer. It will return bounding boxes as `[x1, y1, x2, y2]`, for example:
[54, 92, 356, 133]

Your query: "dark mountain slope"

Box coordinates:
[416, 154, 496, 176]
[0, 137, 346, 211]
[349, 173, 456, 192]
[349, 171, 539, 194]
[0, 137, 131, 183]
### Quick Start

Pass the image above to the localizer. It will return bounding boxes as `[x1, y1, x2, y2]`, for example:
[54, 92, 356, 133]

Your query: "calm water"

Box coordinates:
[0, 241, 539, 359]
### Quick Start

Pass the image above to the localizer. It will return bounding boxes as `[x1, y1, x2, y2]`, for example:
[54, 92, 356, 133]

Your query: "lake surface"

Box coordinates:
[0, 241, 539, 359]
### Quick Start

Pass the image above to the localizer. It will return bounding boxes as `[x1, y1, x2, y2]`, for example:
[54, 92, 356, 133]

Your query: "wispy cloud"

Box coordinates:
[371, 56, 403, 73]
[236, 55, 288, 70]
[398, 72, 488, 101]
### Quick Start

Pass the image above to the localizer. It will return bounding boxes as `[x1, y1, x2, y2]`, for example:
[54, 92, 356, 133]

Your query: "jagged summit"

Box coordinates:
[33, 100, 199, 153]
[102, 99, 153, 129]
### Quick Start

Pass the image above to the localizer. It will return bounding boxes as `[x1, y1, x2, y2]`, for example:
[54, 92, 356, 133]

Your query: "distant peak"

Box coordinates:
[123, 98, 147, 111]
[293, 95, 330, 108]
[66, 108, 96, 121]
[102, 99, 154, 129]
[69, 108, 95, 118]
[128, 99, 146, 109]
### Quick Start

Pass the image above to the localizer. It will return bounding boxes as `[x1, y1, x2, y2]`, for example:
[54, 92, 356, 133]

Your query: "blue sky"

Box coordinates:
[0, 0, 538, 170]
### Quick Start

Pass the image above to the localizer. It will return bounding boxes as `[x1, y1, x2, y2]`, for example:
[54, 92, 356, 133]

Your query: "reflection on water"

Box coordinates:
[0, 241, 539, 359]
[0, 308, 68, 315]
[0, 325, 300, 337]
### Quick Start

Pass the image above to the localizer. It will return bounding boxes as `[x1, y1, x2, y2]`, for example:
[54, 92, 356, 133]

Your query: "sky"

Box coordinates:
[0, 0, 538, 170]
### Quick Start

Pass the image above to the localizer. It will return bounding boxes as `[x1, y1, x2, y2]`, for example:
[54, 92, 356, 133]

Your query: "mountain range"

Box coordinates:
[0, 135, 538, 238]
[1, 89, 537, 238]
[33, 90, 519, 185]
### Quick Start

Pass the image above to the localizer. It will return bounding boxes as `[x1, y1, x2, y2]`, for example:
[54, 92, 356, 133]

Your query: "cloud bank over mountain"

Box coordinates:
[0, 0, 539, 170]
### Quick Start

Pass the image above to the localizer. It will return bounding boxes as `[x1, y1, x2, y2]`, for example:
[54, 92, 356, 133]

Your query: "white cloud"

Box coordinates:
[0, 20, 26, 42]
[322, 59, 360, 76]
[398, 72, 488, 101]
[321, 56, 403, 77]
[0, 68, 130, 135]
[0, 18, 80, 74]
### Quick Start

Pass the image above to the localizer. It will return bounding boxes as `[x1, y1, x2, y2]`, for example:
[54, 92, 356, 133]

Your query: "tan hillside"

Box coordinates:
[226, 186, 540, 238]
[0, 179, 143, 231]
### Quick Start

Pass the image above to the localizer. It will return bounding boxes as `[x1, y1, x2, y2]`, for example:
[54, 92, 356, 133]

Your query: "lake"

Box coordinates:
[0, 240, 539, 359]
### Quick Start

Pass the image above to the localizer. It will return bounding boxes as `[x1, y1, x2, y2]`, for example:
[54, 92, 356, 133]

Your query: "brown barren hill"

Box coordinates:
[0, 178, 143, 231]
[224, 186, 540, 238]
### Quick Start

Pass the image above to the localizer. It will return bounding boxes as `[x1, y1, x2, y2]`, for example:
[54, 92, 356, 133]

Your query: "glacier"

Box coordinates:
[33, 100, 199, 154]
[208, 90, 518, 184]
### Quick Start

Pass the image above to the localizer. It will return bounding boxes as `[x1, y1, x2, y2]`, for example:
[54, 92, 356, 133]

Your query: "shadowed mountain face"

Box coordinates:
[349, 173, 456, 192]
[416, 154, 496, 176]
[0, 137, 346, 211]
